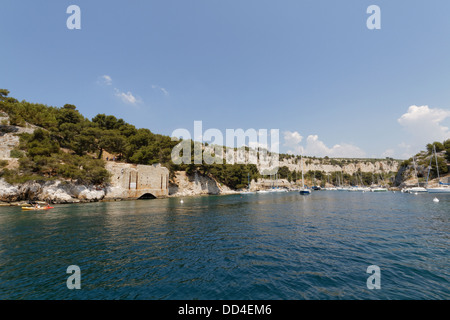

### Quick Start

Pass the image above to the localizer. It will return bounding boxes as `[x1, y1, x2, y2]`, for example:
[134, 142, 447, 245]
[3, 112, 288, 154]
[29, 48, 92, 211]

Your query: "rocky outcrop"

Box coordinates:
[278, 157, 400, 175]
[169, 171, 236, 197]
[0, 179, 105, 204]
[203, 145, 401, 175]
[0, 178, 20, 202]
[0, 114, 36, 160]
[394, 164, 450, 188]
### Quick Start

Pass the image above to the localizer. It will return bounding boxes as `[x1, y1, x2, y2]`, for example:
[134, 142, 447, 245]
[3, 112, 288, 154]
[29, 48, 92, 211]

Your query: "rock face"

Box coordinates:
[0, 178, 20, 202]
[278, 158, 400, 175]
[169, 171, 235, 197]
[394, 163, 450, 188]
[202, 145, 401, 175]
[0, 115, 36, 160]
[0, 179, 106, 204]
[0, 161, 171, 204]
[0, 161, 170, 203]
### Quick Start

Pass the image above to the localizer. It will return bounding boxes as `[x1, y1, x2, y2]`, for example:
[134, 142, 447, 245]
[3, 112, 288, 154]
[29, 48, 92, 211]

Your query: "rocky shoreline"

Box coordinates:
[0, 172, 240, 206]
[0, 178, 107, 205]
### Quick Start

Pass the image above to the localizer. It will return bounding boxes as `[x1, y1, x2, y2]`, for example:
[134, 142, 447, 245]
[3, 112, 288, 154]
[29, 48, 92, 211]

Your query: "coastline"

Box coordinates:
[1, 174, 448, 207]
[0, 175, 241, 207]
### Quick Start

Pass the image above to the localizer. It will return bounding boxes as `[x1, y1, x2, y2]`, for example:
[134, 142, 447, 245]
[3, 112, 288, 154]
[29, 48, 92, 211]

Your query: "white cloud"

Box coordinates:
[398, 105, 450, 139]
[283, 131, 365, 158]
[303, 135, 366, 158]
[98, 75, 113, 86]
[398, 105, 450, 152]
[283, 131, 304, 155]
[152, 84, 169, 96]
[284, 131, 303, 145]
[97, 75, 142, 105]
[114, 88, 139, 105]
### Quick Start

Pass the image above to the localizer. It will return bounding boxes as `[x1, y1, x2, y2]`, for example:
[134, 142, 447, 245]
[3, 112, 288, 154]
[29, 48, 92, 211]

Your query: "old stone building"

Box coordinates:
[105, 162, 169, 199]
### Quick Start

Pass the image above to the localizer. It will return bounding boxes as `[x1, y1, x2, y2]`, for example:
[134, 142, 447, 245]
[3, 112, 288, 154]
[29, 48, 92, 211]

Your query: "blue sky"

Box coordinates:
[1, 0, 450, 159]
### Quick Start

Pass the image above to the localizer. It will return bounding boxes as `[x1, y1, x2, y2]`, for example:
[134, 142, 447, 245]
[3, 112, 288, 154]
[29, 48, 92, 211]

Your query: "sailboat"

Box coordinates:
[426, 145, 450, 193]
[311, 172, 322, 190]
[240, 173, 255, 194]
[273, 173, 287, 192]
[404, 156, 427, 193]
[299, 155, 311, 195]
[337, 171, 347, 191]
[370, 176, 388, 192]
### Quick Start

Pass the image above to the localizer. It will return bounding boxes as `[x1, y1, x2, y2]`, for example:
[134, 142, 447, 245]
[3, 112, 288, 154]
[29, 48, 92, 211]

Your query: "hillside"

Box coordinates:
[3, 89, 447, 195]
[394, 142, 450, 188]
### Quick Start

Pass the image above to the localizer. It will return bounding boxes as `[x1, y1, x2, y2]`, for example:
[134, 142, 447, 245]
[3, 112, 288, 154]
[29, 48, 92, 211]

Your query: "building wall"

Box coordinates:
[105, 162, 169, 199]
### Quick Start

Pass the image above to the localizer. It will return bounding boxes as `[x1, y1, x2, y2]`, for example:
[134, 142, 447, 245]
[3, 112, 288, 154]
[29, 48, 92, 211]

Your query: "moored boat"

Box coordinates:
[299, 155, 311, 195]
[408, 186, 428, 193]
[427, 185, 450, 193]
[426, 145, 450, 193]
[371, 187, 388, 192]
[22, 205, 54, 211]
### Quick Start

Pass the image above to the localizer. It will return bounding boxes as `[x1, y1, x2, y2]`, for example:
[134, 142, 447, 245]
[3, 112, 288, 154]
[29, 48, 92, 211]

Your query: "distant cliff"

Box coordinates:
[277, 156, 400, 175]
[0, 100, 406, 203]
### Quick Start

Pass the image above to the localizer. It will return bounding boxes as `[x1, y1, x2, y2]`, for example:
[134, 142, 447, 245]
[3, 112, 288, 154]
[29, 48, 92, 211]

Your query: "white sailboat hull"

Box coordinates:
[427, 187, 450, 193]
[371, 188, 388, 192]
[403, 187, 428, 193]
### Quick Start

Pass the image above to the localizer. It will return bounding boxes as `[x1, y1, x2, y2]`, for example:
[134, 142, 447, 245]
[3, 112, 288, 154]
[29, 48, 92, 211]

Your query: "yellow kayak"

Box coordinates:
[21, 206, 54, 211]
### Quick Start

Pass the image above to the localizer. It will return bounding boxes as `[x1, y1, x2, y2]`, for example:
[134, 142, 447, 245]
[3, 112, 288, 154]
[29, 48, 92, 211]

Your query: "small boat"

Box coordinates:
[240, 173, 255, 194]
[299, 155, 311, 195]
[299, 189, 311, 195]
[408, 187, 428, 193]
[427, 186, 450, 193]
[22, 205, 54, 211]
[371, 187, 388, 192]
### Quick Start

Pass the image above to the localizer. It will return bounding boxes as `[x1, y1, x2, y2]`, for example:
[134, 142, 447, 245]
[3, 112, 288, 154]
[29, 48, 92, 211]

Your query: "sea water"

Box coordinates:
[0, 191, 448, 299]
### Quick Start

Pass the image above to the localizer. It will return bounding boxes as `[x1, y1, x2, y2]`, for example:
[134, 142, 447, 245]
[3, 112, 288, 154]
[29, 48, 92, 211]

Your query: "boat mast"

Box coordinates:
[434, 145, 440, 181]
[301, 155, 305, 188]
[412, 156, 419, 187]
[426, 151, 433, 187]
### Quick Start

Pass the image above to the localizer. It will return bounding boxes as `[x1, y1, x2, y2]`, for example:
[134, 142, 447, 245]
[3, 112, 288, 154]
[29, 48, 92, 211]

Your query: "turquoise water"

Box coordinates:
[0, 191, 449, 300]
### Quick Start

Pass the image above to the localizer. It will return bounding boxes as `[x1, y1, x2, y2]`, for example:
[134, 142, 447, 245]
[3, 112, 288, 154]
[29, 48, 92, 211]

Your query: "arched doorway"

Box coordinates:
[137, 193, 156, 200]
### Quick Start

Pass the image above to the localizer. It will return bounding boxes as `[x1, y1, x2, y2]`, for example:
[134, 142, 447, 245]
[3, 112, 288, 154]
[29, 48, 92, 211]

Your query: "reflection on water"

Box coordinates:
[0, 191, 449, 299]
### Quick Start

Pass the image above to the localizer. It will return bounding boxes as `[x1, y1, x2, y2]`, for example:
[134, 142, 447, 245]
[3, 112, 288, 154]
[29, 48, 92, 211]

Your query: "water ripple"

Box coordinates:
[0, 192, 449, 299]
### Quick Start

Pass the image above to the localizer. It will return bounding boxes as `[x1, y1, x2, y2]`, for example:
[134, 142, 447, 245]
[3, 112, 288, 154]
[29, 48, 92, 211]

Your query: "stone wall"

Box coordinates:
[105, 162, 169, 199]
